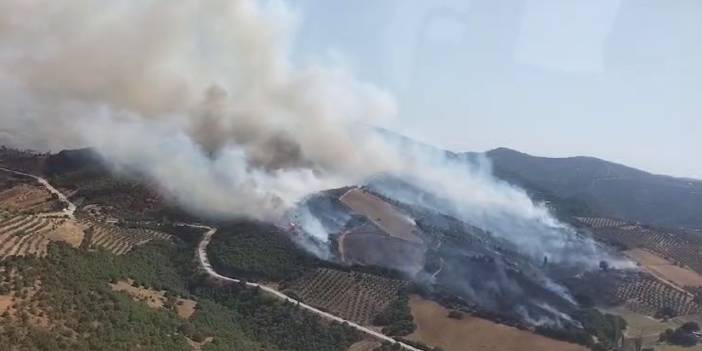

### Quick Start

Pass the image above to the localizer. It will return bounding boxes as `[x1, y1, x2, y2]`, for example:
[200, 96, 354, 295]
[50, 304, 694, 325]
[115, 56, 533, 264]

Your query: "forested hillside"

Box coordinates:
[0, 235, 360, 351]
[467, 147, 702, 229]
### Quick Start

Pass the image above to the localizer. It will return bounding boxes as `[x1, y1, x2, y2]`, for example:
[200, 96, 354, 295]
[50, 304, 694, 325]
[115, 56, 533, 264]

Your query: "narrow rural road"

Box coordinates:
[0, 167, 420, 349]
[192, 223, 423, 351]
[0, 167, 76, 219]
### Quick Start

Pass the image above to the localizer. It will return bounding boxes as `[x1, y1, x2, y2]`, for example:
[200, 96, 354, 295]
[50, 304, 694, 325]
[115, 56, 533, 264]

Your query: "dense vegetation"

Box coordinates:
[207, 222, 319, 282]
[0, 234, 360, 351]
[373, 291, 416, 336]
[659, 322, 700, 347]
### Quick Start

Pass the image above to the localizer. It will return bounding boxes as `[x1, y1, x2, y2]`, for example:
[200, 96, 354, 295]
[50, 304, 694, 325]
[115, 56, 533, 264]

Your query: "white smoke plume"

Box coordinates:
[0, 0, 401, 219]
[0, 0, 619, 269]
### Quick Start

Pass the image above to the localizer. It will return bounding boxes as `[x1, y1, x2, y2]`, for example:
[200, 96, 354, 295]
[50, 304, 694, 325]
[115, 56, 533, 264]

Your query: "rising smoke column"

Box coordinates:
[0, 0, 616, 269]
[0, 0, 401, 219]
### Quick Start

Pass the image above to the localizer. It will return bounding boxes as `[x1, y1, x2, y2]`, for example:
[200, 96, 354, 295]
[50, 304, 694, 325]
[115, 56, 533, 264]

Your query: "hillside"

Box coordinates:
[466, 148, 702, 230]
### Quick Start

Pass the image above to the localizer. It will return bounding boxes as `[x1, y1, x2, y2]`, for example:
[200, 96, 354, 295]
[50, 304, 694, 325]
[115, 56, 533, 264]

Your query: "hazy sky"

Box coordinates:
[289, 0, 701, 179]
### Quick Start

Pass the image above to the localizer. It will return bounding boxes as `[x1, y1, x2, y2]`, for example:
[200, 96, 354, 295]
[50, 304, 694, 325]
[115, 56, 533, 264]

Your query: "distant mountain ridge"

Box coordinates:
[467, 147, 702, 230]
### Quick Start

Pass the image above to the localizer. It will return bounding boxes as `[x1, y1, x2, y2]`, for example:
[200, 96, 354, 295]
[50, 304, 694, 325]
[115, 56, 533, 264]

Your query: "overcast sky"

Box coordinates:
[289, 0, 701, 179]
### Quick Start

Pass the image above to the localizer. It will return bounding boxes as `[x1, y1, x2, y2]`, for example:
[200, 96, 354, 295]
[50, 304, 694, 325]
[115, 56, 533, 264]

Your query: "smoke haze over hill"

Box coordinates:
[0, 0, 616, 273]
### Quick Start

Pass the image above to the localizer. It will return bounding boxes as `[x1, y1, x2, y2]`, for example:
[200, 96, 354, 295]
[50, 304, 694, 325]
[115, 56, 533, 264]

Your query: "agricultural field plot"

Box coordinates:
[406, 295, 587, 351]
[286, 268, 406, 325]
[0, 215, 84, 259]
[579, 217, 702, 283]
[85, 221, 172, 255]
[576, 217, 629, 229]
[612, 272, 702, 317]
[340, 188, 422, 244]
[595, 226, 702, 276]
[603, 306, 678, 350]
[625, 249, 702, 289]
[0, 183, 60, 214]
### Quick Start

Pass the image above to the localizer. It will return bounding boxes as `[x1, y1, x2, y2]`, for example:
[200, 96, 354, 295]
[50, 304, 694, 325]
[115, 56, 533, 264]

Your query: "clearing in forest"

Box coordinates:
[110, 279, 197, 319]
[340, 188, 422, 243]
[0, 215, 85, 259]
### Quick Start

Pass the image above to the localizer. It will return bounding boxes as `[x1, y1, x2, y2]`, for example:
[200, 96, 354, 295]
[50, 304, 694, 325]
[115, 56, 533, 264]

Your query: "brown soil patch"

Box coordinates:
[625, 249, 702, 288]
[340, 188, 422, 243]
[0, 294, 12, 314]
[45, 219, 85, 248]
[0, 184, 51, 212]
[346, 340, 380, 351]
[176, 299, 197, 319]
[407, 295, 587, 351]
[187, 336, 214, 351]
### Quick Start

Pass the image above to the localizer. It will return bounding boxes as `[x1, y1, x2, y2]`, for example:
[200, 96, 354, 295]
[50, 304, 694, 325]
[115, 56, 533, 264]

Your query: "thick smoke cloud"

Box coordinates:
[0, 0, 618, 270]
[0, 0, 401, 219]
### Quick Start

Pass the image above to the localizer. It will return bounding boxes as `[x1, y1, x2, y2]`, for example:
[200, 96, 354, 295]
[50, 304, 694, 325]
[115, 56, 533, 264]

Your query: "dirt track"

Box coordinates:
[0, 167, 76, 219]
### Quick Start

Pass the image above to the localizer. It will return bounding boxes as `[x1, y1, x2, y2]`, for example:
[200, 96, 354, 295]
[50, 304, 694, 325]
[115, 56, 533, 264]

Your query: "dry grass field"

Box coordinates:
[286, 268, 406, 325]
[340, 188, 422, 243]
[407, 295, 587, 351]
[626, 248, 702, 289]
[0, 183, 59, 214]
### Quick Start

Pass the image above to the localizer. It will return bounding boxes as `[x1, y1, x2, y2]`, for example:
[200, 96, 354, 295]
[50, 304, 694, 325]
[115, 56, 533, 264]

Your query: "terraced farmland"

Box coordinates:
[85, 221, 172, 255]
[286, 268, 406, 325]
[0, 183, 61, 215]
[0, 215, 62, 258]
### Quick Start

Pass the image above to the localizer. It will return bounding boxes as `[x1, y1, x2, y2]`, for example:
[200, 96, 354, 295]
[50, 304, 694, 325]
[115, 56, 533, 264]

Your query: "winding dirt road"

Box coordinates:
[0, 167, 76, 219]
[193, 223, 423, 351]
[0, 167, 420, 349]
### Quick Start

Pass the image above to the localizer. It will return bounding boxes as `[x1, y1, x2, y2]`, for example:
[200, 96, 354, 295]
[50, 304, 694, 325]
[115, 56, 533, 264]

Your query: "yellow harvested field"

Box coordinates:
[0, 294, 12, 314]
[625, 249, 702, 288]
[407, 295, 587, 351]
[340, 188, 422, 243]
[45, 219, 85, 248]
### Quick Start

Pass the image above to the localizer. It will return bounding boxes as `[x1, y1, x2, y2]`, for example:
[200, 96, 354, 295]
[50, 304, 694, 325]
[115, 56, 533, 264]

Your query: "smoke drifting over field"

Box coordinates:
[0, 0, 613, 270]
